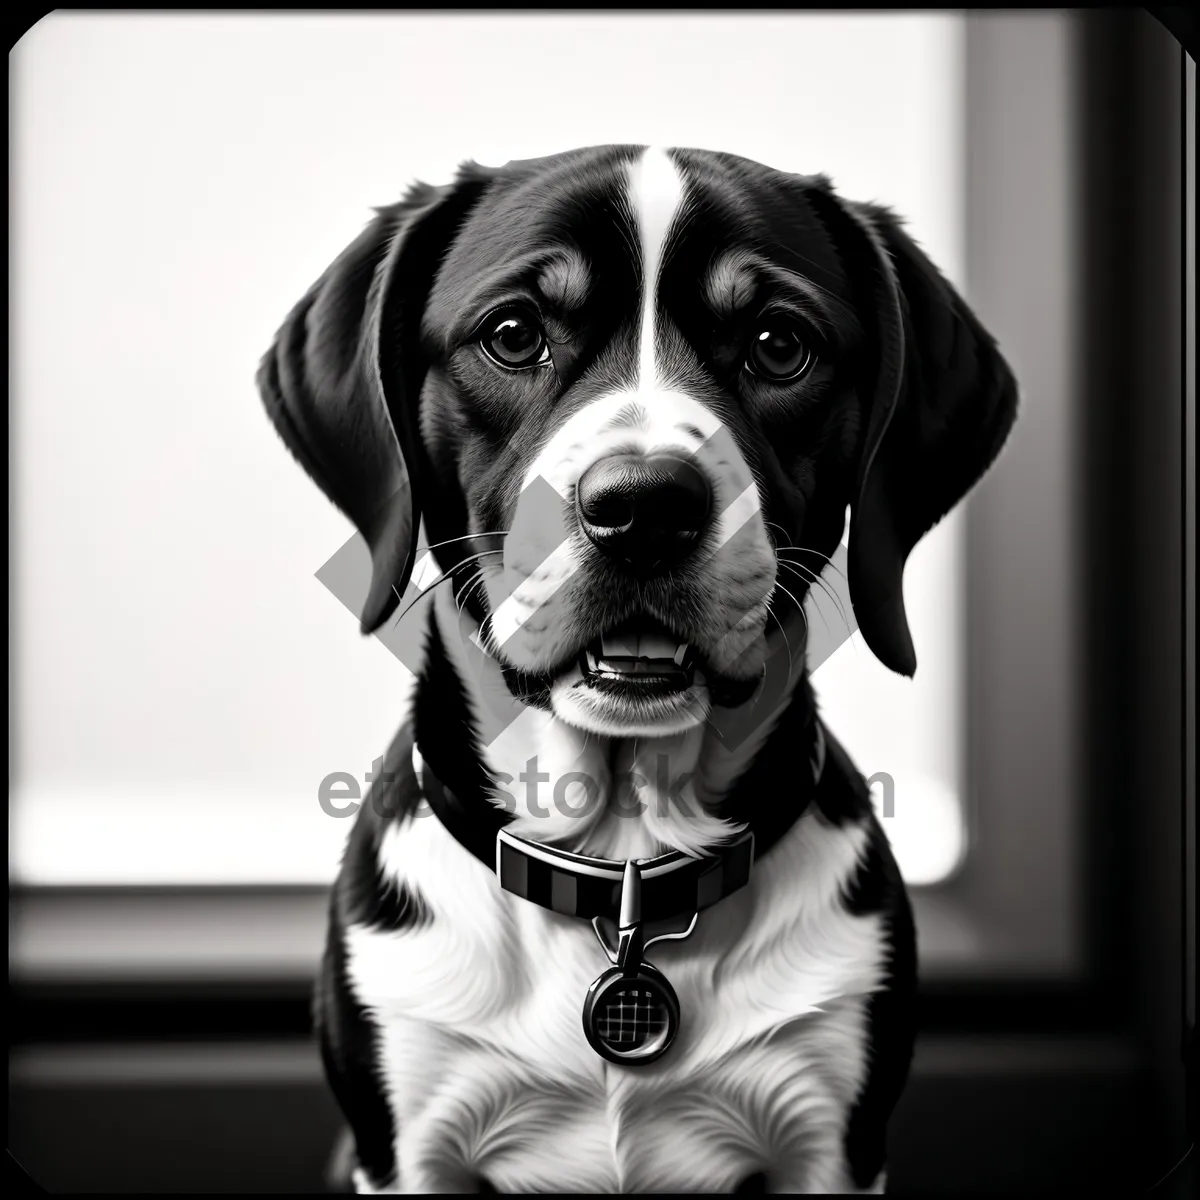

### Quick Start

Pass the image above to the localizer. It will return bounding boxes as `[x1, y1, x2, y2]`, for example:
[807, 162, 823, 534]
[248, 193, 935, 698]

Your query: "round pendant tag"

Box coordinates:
[582, 962, 680, 1065]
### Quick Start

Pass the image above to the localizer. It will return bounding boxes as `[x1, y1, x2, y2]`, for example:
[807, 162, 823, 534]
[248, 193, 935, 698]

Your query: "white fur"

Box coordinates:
[629, 145, 687, 389]
[346, 781, 888, 1193]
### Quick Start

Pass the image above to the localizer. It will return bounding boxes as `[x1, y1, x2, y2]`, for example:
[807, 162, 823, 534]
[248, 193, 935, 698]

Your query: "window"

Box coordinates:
[12, 12, 1086, 985]
[11, 14, 1188, 1194]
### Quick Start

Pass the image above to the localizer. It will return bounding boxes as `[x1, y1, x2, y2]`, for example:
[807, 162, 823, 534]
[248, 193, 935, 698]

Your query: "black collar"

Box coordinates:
[412, 720, 826, 927]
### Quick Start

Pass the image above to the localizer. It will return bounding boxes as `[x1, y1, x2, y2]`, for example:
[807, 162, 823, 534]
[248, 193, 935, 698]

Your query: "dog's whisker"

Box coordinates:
[790, 564, 853, 635]
[776, 551, 848, 588]
[766, 528, 848, 618]
[774, 574, 838, 645]
[419, 530, 511, 555]
[454, 568, 492, 620]
[776, 560, 853, 634]
[454, 580, 480, 620]
[764, 521, 848, 583]
[773, 548, 848, 584]
[770, 578, 817, 644]
[765, 606, 795, 697]
[390, 550, 505, 630]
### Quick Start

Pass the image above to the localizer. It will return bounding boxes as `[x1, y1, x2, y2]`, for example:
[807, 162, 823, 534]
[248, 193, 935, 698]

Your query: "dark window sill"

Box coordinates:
[10, 884, 1126, 1043]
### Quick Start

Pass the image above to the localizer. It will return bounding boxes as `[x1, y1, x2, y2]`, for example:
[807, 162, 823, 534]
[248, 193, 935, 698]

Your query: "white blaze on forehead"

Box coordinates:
[489, 147, 776, 685]
[628, 146, 687, 390]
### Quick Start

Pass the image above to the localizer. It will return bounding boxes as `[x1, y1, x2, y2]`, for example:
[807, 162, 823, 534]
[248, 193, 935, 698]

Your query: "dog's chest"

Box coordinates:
[344, 809, 884, 1192]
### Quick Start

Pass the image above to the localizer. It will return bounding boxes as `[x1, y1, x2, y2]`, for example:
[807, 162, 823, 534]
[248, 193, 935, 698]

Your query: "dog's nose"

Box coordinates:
[575, 452, 711, 573]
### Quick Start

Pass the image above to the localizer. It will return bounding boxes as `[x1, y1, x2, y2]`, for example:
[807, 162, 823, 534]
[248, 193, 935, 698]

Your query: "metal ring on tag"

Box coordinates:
[582, 960, 680, 1065]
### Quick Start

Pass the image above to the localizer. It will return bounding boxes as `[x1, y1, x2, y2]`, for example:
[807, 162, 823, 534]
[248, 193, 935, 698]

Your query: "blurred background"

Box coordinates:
[9, 9, 1193, 1195]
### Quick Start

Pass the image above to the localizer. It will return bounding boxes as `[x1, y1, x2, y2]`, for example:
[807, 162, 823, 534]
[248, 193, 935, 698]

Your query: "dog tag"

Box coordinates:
[582, 860, 681, 1065]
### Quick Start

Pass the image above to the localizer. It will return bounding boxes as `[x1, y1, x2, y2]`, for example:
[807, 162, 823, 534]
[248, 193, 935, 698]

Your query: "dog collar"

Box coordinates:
[410, 722, 826, 1066]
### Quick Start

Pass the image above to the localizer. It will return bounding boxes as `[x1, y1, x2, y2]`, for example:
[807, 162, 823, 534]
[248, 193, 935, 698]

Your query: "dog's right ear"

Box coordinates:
[257, 166, 494, 634]
[802, 178, 1017, 678]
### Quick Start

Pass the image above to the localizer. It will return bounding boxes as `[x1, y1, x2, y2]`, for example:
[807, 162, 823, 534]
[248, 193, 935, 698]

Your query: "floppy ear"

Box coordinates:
[257, 167, 492, 634]
[807, 183, 1018, 676]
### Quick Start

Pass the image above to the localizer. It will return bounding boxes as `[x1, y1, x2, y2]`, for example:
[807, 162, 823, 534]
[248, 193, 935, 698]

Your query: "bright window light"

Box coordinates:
[808, 505, 968, 887]
[10, 11, 966, 886]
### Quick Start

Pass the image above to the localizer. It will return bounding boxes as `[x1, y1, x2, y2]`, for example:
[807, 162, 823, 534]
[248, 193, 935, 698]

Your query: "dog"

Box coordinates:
[258, 144, 1017, 1194]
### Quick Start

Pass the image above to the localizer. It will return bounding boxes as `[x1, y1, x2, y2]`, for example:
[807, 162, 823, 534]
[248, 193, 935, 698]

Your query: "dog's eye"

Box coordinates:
[479, 308, 550, 371]
[746, 319, 815, 382]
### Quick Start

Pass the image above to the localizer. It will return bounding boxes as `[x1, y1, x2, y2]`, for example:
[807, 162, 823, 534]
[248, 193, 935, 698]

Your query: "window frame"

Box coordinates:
[9, 10, 1187, 1049]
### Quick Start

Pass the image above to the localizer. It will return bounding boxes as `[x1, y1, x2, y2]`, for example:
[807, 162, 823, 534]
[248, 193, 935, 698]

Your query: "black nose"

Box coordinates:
[575, 453, 712, 573]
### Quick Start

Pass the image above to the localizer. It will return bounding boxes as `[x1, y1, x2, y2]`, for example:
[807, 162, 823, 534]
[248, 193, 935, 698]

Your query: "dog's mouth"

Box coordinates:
[497, 611, 764, 736]
[577, 618, 699, 698]
[544, 615, 751, 737]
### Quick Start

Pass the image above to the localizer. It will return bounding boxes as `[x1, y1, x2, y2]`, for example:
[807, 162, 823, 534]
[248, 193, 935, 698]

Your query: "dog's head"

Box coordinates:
[259, 145, 1016, 739]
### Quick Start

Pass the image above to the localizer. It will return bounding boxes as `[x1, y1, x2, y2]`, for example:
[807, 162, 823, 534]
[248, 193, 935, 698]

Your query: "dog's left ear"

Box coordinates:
[257, 165, 494, 634]
[807, 183, 1019, 676]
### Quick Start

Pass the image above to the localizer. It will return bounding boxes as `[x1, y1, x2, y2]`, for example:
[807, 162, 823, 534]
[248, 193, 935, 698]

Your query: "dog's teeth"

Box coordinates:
[601, 632, 638, 657]
[593, 630, 692, 669]
[638, 632, 678, 660]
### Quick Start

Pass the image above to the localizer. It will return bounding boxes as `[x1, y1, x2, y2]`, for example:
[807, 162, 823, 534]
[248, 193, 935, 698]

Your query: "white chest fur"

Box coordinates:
[344, 793, 887, 1193]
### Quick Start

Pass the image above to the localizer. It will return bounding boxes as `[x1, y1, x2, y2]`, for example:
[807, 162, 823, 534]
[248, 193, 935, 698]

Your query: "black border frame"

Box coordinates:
[6, 6, 1195, 1194]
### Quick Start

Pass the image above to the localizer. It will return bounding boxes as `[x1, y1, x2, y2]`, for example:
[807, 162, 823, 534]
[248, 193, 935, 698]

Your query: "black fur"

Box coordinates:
[314, 724, 433, 1188]
[804, 186, 1019, 676]
[843, 856, 918, 1187]
[411, 612, 497, 816]
[338, 730, 429, 933]
[261, 143, 1012, 1193]
[314, 900, 399, 1190]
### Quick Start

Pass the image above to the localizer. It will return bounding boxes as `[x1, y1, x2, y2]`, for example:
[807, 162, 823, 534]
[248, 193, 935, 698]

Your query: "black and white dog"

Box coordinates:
[258, 145, 1016, 1194]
